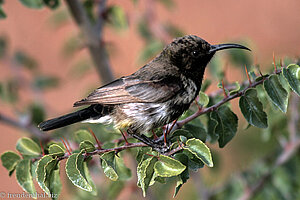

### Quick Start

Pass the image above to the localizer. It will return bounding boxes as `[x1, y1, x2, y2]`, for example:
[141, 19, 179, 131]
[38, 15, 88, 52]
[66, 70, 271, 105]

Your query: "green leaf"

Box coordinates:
[208, 55, 224, 79]
[16, 137, 41, 158]
[263, 74, 289, 113]
[137, 156, 157, 197]
[43, 0, 60, 9]
[69, 58, 92, 78]
[239, 88, 268, 128]
[83, 162, 97, 196]
[36, 155, 57, 194]
[137, 19, 153, 41]
[198, 91, 209, 107]
[149, 171, 166, 185]
[48, 9, 70, 29]
[0, 6, 6, 19]
[227, 42, 252, 67]
[283, 64, 300, 96]
[0, 79, 19, 103]
[31, 161, 38, 179]
[171, 129, 193, 140]
[0, 36, 7, 58]
[1, 151, 21, 174]
[79, 141, 96, 152]
[183, 123, 207, 142]
[183, 138, 213, 167]
[33, 75, 59, 90]
[164, 23, 184, 38]
[101, 151, 131, 181]
[19, 0, 44, 9]
[182, 149, 204, 171]
[66, 152, 92, 191]
[210, 106, 238, 148]
[229, 81, 241, 95]
[173, 153, 189, 197]
[138, 40, 164, 63]
[154, 155, 186, 177]
[101, 154, 118, 181]
[62, 35, 81, 58]
[158, 0, 175, 9]
[249, 71, 257, 80]
[207, 113, 219, 143]
[136, 147, 152, 164]
[74, 129, 96, 144]
[106, 5, 128, 31]
[83, 0, 96, 23]
[279, 73, 290, 92]
[28, 103, 45, 125]
[48, 166, 62, 199]
[14, 50, 38, 70]
[174, 176, 183, 197]
[16, 159, 36, 196]
[49, 144, 65, 156]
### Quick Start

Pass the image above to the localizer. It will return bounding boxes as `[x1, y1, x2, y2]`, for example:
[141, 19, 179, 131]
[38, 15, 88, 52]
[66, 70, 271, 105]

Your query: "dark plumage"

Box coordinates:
[39, 35, 250, 152]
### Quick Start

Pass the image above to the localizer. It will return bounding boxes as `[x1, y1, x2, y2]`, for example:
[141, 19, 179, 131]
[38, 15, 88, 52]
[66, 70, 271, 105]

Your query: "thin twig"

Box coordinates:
[0, 112, 50, 141]
[56, 142, 147, 161]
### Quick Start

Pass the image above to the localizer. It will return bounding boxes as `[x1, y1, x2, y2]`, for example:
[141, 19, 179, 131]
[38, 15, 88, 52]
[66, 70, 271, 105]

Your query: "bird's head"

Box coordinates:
[162, 35, 250, 74]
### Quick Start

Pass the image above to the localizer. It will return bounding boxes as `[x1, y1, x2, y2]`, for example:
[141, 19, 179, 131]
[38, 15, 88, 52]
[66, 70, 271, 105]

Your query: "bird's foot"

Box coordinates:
[128, 133, 170, 154]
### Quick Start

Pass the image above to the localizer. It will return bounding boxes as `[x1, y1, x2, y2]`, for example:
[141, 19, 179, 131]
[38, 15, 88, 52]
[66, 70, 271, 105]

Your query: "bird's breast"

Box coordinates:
[174, 75, 198, 105]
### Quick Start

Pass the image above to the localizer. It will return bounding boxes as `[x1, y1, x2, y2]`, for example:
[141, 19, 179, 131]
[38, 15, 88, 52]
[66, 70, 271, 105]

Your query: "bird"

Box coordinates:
[39, 35, 250, 153]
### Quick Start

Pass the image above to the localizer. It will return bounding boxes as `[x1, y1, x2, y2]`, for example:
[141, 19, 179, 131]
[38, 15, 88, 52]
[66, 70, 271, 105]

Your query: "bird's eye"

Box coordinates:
[192, 50, 200, 58]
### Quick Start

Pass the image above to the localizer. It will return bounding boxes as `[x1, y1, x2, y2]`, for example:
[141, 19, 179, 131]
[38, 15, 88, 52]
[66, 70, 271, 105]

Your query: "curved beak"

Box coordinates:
[209, 43, 251, 53]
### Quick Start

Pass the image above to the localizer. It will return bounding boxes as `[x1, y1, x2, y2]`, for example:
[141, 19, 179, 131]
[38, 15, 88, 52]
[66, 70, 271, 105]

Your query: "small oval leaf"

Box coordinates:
[79, 141, 96, 152]
[36, 155, 57, 194]
[83, 162, 97, 196]
[48, 166, 62, 199]
[264, 75, 289, 113]
[210, 106, 238, 148]
[66, 153, 92, 191]
[101, 152, 118, 181]
[137, 157, 157, 197]
[16, 159, 36, 196]
[100, 151, 131, 181]
[19, 0, 44, 9]
[283, 64, 300, 96]
[16, 137, 41, 158]
[1, 151, 21, 173]
[198, 91, 209, 107]
[74, 129, 96, 144]
[154, 155, 186, 177]
[49, 144, 65, 156]
[183, 138, 213, 167]
[239, 88, 268, 128]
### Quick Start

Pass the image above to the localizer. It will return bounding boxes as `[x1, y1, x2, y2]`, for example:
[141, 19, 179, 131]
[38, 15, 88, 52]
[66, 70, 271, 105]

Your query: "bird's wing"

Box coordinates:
[73, 76, 182, 106]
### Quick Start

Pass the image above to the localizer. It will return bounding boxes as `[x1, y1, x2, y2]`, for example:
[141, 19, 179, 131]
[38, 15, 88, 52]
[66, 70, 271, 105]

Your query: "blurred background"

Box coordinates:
[0, 0, 300, 199]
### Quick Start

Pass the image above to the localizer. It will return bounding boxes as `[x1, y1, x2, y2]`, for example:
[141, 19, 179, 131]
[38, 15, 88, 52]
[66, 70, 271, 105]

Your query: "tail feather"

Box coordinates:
[39, 105, 106, 131]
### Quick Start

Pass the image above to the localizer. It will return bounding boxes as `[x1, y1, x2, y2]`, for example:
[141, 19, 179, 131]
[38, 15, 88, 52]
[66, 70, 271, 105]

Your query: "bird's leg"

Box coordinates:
[119, 129, 130, 145]
[127, 128, 170, 154]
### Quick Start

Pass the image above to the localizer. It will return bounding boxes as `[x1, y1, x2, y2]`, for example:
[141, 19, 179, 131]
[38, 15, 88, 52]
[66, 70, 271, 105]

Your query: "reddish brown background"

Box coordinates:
[1, 0, 300, 199]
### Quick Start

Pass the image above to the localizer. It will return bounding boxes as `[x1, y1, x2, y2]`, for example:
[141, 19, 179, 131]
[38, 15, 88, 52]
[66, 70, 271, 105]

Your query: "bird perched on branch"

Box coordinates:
[39, 35, 250, 153]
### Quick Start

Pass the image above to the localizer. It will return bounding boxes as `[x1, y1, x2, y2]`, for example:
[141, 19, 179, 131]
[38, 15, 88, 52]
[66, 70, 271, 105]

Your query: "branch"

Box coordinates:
[36, 142, 148, 162]
[64, 0, 114, 84]
[0, 112, 50, 142]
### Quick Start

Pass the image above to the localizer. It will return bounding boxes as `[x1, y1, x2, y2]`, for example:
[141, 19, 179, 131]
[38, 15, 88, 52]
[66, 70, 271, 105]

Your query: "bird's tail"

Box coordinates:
[38, 105, 107, 131]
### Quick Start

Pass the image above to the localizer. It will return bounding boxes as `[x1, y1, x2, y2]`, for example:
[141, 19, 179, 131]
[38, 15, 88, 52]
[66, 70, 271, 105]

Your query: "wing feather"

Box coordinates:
[73, 76, 182, 107]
